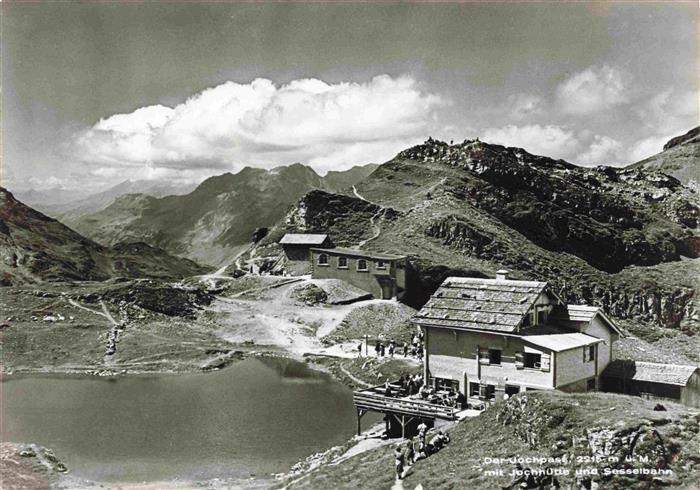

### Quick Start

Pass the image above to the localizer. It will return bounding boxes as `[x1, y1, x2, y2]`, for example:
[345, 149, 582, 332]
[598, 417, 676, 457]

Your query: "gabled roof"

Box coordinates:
[413, 276, 549, 333]
[551, 304, 623, 336]
[280, 233, 329, 245]
[523, 332, 602, 352]
[603, 360, 698, 386]
[309, 247, 406, 261]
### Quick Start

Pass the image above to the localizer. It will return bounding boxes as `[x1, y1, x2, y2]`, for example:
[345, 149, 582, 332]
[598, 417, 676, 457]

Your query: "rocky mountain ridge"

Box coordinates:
[629, 126, 700, 191]
[267, 131, 699, 344]
[66, 163, 378, 266]
[0, 187, 205, 285]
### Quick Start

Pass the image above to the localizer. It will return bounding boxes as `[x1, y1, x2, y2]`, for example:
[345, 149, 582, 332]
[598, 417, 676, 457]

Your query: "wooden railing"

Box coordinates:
[353, 387, 457, 420]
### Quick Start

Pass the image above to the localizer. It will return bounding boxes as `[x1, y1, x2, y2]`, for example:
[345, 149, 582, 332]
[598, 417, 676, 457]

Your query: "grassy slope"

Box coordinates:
[0, 282, 232, 373]
[286, 391, 700, 490]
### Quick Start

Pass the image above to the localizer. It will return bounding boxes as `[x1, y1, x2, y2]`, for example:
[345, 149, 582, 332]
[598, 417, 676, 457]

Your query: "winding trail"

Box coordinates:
[67, 298, 121, 361]
[352, 185, 366, 201]
[339, 363, 372, 388]
[352, 185, 385, 250]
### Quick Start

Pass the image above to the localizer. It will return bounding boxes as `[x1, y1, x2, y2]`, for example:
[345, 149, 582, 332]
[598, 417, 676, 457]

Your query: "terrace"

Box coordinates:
[352, 380, 482, 437]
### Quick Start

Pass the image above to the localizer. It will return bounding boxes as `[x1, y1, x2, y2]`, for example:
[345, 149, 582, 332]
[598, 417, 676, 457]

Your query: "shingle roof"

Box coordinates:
[550, 305, 623, 336]
[309, 247, 406, 261]
[551, 305, 599, 322]
[413, 277, 548, 333]
[280, 233, 329, 245]
[603, 360, 699, 386]
[523, 333, 602, 352]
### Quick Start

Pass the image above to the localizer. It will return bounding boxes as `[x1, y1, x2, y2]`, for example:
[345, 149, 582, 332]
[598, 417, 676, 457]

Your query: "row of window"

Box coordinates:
[478, 346, 595, 370]
[316, 253, 387, 271]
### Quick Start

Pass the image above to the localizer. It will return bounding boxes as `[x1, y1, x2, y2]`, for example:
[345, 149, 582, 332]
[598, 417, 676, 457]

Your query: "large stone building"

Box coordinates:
[412, 271, 622, 400]
[309, 247, 408, 300]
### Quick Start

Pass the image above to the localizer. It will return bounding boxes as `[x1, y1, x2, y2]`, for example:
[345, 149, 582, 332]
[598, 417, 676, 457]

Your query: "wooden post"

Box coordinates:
[401, 415, 405, 439]
[423, 328, 429, 383]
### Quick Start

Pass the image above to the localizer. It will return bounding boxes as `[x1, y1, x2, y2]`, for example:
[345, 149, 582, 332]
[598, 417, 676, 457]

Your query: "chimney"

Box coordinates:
[495, 269, 509, 281]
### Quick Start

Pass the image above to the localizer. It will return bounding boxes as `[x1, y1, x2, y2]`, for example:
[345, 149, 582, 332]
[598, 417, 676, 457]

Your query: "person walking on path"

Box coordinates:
[375, 341, 381, 357]
[394, 446, 405, 480]
[357, 343, 363, 357]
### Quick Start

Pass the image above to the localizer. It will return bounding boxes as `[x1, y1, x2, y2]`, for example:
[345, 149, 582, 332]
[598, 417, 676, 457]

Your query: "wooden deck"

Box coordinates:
[353, 384, 458, 421]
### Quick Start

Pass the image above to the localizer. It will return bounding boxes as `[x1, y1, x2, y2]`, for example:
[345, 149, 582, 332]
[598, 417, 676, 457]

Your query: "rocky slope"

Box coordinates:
[286, 391, 700, 489]
[0, 187, 205, 285]
[270, 135, 699, 342]
[67, 163, 378, 266]
[629, 126, 700, 191]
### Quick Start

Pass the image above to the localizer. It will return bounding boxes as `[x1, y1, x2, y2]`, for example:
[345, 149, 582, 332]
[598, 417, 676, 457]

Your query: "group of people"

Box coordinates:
[394, 424, 451, 480]
[358, 331, 425, 360]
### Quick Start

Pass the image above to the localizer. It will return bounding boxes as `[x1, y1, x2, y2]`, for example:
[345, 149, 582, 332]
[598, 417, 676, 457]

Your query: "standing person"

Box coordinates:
[394, 446, 405, 480]
[357, 343, 362, 357]
[380, 343, 386, 357]
[375, 341, 381, 357]
[388, 343, 395, 358]
[403, 342, 408, 357]
[405, 437, 415, 465]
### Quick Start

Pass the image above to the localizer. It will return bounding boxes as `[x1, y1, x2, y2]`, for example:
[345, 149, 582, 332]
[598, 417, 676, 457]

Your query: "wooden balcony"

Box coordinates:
[353, 385, 458, 421]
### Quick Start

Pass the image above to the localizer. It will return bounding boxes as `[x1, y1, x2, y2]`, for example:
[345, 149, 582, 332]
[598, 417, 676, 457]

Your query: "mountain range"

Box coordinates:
[0, 187, 205, 285]
[2, 128, 697, 348]
[63, 163, 378, 266]
[252, 128, 699, 346]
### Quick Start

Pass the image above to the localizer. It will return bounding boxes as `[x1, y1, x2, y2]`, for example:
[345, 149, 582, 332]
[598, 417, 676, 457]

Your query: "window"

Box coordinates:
[338, 256, 348, 269]
[376, 260, 386, 270]
[537, 308, 547, 325]
[524, 352, 541, 369]
[318, 254, 329, 266]
[479, 384, 495, 400]
[357, 259, 368, 271]
[488, 349, 502, 365]
[583, 345, 596, 362]
[434, 378, 459, 391]
[505, 385, 520, 397]
[469, 382, 480, 397]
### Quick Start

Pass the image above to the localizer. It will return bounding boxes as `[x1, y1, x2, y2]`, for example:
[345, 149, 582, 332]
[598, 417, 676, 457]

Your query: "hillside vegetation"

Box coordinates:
[285, 391, 700, 489]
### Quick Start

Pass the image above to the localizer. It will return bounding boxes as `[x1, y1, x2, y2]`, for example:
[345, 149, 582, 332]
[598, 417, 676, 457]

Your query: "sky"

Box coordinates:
[2, 1, 698, 193]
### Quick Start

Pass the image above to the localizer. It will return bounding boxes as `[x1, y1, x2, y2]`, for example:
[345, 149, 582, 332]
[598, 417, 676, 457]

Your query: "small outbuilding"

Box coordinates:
[602, 360, 700, 408]
[279, 233, 333, 261]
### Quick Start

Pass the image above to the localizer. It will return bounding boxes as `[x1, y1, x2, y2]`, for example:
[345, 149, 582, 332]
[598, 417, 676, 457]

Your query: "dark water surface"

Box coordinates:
[2, 357, 375, 483]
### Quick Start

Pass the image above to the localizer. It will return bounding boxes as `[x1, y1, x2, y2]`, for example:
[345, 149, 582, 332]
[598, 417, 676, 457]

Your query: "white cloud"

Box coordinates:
[74, 75, 446, 174]
[506, 93, 544, 120]
[556, 65, 629, 115]
[626, 135, 670, 163]
[576, 135, 624, 165]
[482, 124, 582, 160]
[635, 88, 698, 139]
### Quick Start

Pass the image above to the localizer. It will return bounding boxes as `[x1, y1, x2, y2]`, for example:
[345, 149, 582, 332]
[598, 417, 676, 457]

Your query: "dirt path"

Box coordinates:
[67, 298, 121, 362]
[210, 278, 389, 359]
[339, 364, 373, 388]
[352, 185, 386, 250]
